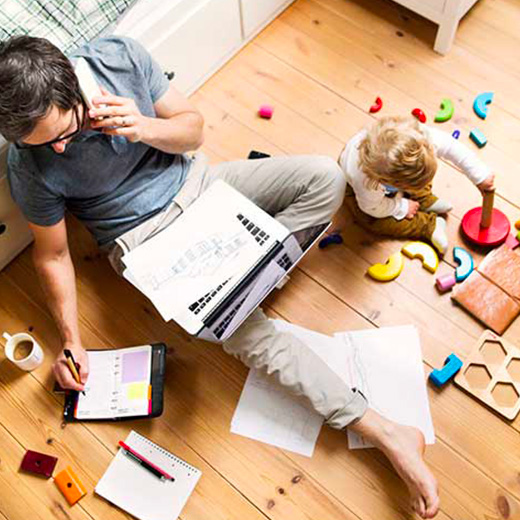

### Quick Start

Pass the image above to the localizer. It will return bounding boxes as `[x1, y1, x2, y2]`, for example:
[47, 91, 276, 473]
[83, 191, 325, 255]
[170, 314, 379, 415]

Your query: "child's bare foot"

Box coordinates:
[351, 409, 440, 518]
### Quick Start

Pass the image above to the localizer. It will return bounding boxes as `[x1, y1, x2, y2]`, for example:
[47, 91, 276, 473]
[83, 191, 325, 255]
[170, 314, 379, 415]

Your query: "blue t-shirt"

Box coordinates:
[7, 36, 189, 246]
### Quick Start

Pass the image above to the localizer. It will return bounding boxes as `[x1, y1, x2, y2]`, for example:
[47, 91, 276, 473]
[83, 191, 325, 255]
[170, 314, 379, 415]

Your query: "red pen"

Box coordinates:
[118, 441, 174, 481]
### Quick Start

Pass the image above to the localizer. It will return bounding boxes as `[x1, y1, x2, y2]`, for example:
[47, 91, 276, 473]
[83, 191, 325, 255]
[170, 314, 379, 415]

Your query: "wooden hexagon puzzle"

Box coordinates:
[455, 330, 520, 420]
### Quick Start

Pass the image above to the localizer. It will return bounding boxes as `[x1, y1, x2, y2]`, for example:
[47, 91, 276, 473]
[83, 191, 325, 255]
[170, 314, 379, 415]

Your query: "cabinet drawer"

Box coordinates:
[116, 0, 242, 95]
[0, 164, 33, 271]
[241, 0, 294, 39]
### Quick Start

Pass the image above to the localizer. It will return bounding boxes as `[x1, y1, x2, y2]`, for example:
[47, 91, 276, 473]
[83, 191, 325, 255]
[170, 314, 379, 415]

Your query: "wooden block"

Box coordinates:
[473, 92, 494, 119]
[401, 241, 439, 273]
[367, 252, 404, 282]
[54, 466, 87, 505]
[20, 450, 57, 479]
[429, 353, 463, 387]
[477, 244, 520, 300]
[258, 104, 274, 119]
[453, 246, 474, 282]
[505, 233, 520, 249]
[435, 273, 457, 293]
[455, 330, 520, 420]
[469, 128, 487, 148]
[451, 271, 520, 334]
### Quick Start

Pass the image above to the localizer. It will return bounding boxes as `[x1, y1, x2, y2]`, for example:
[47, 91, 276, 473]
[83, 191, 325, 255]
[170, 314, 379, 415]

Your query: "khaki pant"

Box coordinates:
[345, 184, 437, 239]
[107, 152, 368, 429]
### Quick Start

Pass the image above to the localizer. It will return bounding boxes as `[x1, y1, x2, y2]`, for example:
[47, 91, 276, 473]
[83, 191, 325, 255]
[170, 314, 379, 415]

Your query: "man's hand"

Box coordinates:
[53, 343, 89, 391]
[89, 88, 150, 143]
[406, 200, 420, 219]
[477, 173, 495, 193]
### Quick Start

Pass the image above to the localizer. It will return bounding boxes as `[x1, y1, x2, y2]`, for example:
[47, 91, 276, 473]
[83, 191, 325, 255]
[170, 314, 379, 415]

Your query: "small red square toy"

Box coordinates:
[20, 450, 58, 478]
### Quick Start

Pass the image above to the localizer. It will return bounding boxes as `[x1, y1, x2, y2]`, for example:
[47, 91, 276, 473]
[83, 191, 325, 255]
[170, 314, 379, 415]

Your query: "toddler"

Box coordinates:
[339, 116, 495, 254]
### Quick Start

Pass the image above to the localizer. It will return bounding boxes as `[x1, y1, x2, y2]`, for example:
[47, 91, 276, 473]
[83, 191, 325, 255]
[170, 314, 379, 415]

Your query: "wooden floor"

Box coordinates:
[2, 0, 520, 518]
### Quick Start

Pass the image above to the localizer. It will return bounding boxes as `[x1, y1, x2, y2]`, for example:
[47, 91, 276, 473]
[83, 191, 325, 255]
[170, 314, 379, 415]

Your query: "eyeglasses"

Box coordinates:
[15, 100, 85, 150]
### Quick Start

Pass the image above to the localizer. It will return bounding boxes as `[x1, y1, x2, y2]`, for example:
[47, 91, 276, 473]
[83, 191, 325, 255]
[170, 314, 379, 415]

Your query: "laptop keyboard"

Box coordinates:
[213, 295, 248, 339]
[276, 253, 293, 271]
[187, 214, 272, 320]
[237, 214, 270, 246]
[189, 278, 231, 315]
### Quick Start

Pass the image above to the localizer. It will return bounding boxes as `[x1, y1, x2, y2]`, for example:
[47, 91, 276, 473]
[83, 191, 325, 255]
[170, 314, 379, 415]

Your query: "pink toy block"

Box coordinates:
[436, 273, 457, 293]
[258, 104, 274, 119]
[505, 233, 520, 249]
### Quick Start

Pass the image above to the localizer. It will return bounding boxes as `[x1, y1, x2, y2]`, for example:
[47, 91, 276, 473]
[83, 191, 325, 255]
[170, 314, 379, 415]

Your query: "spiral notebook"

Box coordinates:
[96, 431, 201, 520]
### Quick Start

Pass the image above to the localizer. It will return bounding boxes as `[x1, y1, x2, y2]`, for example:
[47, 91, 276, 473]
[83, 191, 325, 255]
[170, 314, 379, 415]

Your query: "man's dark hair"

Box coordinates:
[0, 35, 81, 142]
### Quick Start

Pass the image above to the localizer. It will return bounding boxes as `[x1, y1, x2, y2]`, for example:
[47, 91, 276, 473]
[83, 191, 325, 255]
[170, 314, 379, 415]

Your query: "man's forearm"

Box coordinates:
[33, 249, 81, 346]
[140, 112, 204, 154]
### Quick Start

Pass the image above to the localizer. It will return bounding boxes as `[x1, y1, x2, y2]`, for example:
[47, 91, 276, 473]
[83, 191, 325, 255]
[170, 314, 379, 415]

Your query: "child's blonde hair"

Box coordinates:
[358, 116, 437, 190]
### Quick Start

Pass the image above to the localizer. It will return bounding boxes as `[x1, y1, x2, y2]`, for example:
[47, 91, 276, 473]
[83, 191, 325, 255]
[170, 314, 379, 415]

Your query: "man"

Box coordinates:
[0, 35, 439, 517]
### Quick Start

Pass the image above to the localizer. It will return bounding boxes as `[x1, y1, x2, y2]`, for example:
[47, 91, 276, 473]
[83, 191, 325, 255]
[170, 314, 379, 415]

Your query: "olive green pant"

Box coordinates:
[345, 184, 438, 240]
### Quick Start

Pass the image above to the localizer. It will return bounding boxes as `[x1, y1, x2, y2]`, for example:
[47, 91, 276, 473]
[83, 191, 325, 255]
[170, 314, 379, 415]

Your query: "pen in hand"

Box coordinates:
[63, 349, 86, 396]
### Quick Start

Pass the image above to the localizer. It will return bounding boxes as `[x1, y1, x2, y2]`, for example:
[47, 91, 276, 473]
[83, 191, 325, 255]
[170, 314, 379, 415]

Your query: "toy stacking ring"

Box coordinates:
[461, 190, 510, 246]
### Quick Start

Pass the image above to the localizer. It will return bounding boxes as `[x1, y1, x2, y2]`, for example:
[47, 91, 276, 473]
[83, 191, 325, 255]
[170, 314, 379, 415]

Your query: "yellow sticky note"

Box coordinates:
[126, 382, 148, 400]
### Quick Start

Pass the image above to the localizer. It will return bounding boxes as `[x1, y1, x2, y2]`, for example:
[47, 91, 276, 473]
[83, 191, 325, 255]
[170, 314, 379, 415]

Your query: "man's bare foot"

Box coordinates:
[351, 409, 440, 518]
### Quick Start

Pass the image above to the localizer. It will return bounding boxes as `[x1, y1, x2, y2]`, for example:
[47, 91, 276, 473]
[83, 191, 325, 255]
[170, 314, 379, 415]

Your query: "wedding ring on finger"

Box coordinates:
[120, 116, 128, 127]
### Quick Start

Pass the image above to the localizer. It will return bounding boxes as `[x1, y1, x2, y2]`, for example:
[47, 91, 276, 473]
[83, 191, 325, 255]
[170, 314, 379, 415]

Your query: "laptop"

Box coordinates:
[122, 181, 329, 343]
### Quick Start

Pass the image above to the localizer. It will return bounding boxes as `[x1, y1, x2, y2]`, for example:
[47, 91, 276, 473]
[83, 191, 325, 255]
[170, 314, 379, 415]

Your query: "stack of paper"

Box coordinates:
[231, 321, 435, 456]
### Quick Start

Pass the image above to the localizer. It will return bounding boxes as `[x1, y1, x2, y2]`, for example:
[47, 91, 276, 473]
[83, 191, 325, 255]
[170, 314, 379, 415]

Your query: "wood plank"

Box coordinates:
[1, 255, 364, 520]
[0, 422, 93, 520]
[198, 41, 520, 234]
[0, 364, 128, 520]
[3, 1, 520, 519]
[190, 61, 520, 508]
[3, 235, 461, 520]
[267, 269, 520, 518]
[194, 32, 520, 343]
[5, 228, 519, 519]
[252, 5, 520, 210]
[0, 272, 273, 520]
[313, 0, 520, 122]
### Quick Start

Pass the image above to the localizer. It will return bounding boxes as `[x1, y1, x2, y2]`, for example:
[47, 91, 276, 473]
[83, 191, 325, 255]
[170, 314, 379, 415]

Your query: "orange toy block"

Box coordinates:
[477, 244, 520, 301]
[54, 466, 87, 505]
[452, 271, 520, 334]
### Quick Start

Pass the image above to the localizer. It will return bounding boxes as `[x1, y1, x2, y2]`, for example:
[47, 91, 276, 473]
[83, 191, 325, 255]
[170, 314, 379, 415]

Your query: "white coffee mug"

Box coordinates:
[2, 332, 44, 371]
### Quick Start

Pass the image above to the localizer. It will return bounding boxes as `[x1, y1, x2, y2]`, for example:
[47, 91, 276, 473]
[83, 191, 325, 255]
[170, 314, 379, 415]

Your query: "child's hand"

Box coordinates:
[477, 173, 495, 193]
[406, 200, 420, 219]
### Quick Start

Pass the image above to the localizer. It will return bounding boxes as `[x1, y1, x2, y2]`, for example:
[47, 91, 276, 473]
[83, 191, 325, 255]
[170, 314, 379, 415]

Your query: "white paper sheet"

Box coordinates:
[230, 369, 323, 457]
[231, 321, 435, 455]
[336, 325, 435, 449]
[230, 320, 344, 457]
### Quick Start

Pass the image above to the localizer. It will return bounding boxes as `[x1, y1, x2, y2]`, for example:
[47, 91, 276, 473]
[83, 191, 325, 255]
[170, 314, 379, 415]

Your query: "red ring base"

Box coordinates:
[461, 207, 510, 246]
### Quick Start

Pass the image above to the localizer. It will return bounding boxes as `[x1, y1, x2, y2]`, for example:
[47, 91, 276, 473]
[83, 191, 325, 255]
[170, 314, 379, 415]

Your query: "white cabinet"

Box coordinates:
[144, 0, 242, 95]
[115, 0, 243, 95]
[0, 140, 33, 271]
[389, 0, 479, 54]
[241, 0, 295, 39]
[115, 0, 295, 95]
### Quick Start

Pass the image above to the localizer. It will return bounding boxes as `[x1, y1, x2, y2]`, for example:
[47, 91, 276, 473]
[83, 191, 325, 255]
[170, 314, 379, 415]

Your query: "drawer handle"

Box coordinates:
[164, 71, 175, 81]
[0, 223, 6, 236]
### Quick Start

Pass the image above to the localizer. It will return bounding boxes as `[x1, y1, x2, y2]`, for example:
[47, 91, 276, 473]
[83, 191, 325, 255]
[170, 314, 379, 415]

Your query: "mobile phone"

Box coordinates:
[74, 57, 104, 112]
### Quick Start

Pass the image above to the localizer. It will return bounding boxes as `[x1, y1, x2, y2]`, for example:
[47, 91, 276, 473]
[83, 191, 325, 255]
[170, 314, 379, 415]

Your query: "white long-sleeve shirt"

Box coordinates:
[338, 126, 490, 220]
